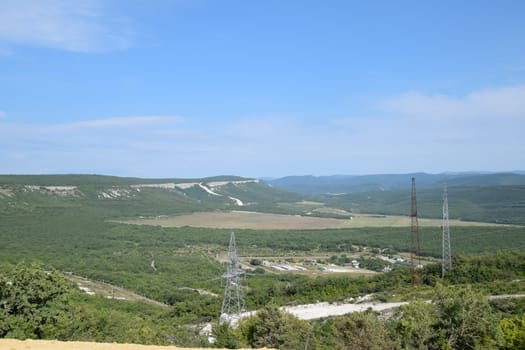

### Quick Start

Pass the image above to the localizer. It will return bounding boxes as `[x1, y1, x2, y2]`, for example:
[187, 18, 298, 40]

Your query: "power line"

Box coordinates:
[410, 177, 422, 286]
[220, 232, 246, 324]
[442, 183, 452, 278]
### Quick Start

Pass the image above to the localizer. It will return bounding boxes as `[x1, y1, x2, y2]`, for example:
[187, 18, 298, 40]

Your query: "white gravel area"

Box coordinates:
[282, 301, 408, 320]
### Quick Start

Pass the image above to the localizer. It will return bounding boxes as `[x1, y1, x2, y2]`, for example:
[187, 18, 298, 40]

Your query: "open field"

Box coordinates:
[119, 210, 501, 230]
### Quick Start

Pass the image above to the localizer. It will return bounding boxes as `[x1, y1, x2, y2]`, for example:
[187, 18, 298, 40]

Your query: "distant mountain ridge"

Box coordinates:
[0, 174, 303, 215]
[265, 172, 525, 194]
[0, 174, 248, 186]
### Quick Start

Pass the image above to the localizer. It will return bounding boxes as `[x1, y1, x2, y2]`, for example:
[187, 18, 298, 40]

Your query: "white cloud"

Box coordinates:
[1, 85, 524, 177]
[379, 85, 525, 143]
[334, 84, 525, 142]
[328, 84, 525, 173]
[0, 0, 132, 53]
[0, 111, 6, 118]
[52, 115, 184, 130]
[383, 84, 525, 121]
[0, 115, 185, 156]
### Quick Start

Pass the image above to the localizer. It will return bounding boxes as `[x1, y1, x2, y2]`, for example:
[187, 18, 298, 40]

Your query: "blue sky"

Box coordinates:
[1, 0, 524, 178]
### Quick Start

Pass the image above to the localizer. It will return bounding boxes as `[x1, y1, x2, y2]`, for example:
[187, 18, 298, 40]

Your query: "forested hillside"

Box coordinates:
[264, 173, 525, 225]
[325, 185, 525, 225]
[0, 174, 303, 217]
[266, 172, 525, 194]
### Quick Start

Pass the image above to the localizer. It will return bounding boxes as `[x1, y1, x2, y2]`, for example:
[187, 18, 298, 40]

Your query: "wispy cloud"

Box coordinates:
[0, 114, 189, 176]
[383, 84, 525, 121]
[328, 84, 525, 173]
[47, 115, 184, 130]
[0, 111, 6, 118]
[0, 0, 133, 53]
[1, 85, 524, 177]
[0, 115, 185, 153]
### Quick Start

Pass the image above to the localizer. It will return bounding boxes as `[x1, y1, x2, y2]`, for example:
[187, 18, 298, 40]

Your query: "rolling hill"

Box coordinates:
[263, 173, 525, 225]
[2, 173, 524, 224]
[323, 185, 525, 225]
[265, 172, 525, 194]
[0, 174, 303, 217]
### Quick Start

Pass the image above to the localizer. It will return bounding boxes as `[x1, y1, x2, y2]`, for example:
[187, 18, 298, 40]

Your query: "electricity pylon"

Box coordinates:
[410, 177, 422, 286]
[442, 184, 452, 278]
[220, 232, 245, 324]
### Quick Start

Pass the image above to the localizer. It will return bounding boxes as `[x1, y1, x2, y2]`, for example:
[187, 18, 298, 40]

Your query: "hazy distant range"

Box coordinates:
[263, 172, 525, 195]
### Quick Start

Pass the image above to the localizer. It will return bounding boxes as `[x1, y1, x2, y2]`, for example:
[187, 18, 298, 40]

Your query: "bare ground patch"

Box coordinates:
[0, 187, 13, 198]
[0, 339, 266, 350]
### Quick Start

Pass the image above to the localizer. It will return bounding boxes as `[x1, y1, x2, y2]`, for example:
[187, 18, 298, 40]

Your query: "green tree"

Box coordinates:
[499, 315, 525, 350]
[0, 264, 73, 339]
[213, 322, 240, 349]
[395, 300, 436, 350]
[331, 312, 399, 350]
[239, 304, 313, 349]
[431, 284, 500, 349]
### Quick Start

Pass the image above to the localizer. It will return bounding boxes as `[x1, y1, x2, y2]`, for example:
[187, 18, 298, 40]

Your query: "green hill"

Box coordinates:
[266, 172, 525, 194]
[325, 185, 525, 225]
[0, 174, 247, 186]
[0, 174, 302, 217]
[263, 173, 525, 225]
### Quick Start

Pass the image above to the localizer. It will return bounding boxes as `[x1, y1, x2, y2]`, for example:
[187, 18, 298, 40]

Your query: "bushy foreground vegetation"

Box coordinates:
[1, 252, 524, 348]
[0, 264, 205, 346]
[220, 285, 524, 350]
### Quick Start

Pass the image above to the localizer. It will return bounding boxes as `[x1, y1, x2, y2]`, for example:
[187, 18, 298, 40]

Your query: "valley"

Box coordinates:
[4, 2, 525, 348]
[1, 173, 524, 348]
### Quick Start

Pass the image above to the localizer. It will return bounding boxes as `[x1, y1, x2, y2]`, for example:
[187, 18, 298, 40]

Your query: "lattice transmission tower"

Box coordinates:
[220, 232, 246, 324]
[410, 177, 422, 286]
[442, 184, 452, 278]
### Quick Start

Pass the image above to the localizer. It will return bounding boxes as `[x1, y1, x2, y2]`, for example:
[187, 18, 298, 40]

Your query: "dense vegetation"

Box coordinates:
[0, 264, 213, 347]
[325, 185, 525, 225]
[221, 252, 525, 349]
[0, 174, 304, 219]
[1, 174, 524, 348]
[224, 285, 515, 350]
[1, 253, 524, 348]
[266, 172, 525, 194]
[265, 173, 525, 225]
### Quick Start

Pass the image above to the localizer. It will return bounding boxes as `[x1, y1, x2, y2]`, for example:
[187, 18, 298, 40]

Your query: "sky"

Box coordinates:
[0, 0, 524, 178]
